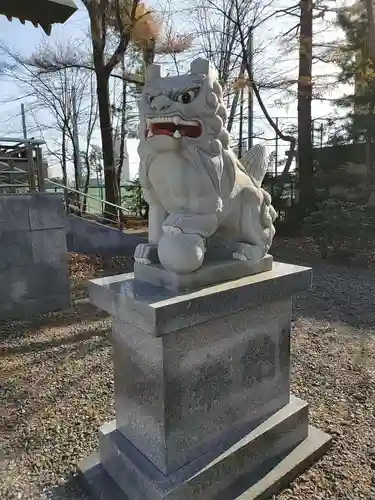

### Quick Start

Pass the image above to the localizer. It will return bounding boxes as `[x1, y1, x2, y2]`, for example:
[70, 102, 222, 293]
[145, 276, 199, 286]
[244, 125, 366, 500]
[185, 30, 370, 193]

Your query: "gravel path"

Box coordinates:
[1, 254, 374, 500]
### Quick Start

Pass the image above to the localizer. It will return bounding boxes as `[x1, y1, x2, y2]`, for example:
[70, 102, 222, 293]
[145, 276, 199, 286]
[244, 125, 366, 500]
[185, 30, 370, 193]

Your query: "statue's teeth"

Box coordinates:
[173, 129, 182, 139]
[173, 116, 180, 125]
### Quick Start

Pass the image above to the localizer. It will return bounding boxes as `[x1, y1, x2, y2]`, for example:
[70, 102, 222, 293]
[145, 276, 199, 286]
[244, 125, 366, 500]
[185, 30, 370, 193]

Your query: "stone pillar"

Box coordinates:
[80, 262, 331, 500]
[0, 193, 70, 320]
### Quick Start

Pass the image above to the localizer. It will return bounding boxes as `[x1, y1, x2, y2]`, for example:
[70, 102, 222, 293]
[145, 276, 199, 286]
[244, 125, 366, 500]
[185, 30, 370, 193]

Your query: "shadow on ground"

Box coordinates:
[3, 323, 109, 357]
[0, 300, 109, 339]
[272, 244, 375, 330]
[42, 474, 90, 500]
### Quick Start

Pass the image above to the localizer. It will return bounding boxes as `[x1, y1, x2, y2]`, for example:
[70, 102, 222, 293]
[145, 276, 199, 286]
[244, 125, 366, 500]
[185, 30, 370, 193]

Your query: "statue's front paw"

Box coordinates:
[134, 244, 159, 265]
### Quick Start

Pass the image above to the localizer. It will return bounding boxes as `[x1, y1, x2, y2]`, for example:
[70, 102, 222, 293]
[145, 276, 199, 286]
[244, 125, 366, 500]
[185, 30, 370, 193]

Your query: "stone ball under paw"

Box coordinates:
[158, 233, 205, 274]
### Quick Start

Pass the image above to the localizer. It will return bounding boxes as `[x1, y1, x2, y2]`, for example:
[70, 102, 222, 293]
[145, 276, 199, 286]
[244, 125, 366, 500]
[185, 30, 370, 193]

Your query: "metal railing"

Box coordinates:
[0, 137, 130, 230]
[46, 179, 130, 230]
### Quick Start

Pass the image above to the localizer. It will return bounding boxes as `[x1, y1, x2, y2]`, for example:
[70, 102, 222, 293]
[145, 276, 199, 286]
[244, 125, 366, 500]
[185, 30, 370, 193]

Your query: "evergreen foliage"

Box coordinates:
[304, 5, 375, 261]
[122, 177, 149, 218]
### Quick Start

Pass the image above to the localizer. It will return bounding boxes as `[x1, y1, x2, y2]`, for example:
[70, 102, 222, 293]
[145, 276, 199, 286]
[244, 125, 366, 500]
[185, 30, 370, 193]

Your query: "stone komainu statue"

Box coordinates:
[136, 58, 277, 274]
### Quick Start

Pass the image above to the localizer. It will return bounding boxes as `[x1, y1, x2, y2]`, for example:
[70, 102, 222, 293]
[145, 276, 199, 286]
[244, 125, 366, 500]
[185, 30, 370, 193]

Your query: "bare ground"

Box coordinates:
[1, 244, 374, 500]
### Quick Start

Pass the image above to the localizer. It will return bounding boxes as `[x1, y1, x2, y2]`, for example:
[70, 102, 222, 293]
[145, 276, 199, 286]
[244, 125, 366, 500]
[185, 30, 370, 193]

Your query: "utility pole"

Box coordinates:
[275, 117, 279, 178]
[238, 87, 244, 158]
[274, 117, 279, 198]
[71, 87, 82, 192]
[247, 28, 254, 151]
[21, 103, 27, 139]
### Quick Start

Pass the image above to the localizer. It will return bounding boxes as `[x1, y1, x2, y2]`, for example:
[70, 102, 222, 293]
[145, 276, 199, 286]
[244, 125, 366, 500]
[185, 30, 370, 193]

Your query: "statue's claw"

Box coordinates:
[134, 244, 159, 265]
[232, 243, 264, 264]
[233, 252, 247, 261]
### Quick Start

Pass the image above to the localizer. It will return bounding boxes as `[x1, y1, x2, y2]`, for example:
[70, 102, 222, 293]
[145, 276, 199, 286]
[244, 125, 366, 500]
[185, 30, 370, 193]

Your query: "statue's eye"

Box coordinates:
[148, 95, 155, 104]
[176, 88, 200, 104]
[177, 90, 194, 104]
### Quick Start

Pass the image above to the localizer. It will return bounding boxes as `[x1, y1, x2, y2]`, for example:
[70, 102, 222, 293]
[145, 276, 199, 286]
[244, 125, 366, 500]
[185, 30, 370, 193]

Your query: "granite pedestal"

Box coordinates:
[80, 262, 331, 499]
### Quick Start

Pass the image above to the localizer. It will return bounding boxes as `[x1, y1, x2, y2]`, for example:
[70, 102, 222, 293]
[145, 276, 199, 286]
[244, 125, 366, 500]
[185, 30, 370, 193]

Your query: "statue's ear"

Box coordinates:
[145, 64, 163, 83]
[190, 58, 217, 79]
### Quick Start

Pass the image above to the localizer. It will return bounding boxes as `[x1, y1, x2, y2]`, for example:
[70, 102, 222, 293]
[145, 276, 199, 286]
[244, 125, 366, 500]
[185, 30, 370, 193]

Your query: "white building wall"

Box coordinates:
[114, 135, 130, 184]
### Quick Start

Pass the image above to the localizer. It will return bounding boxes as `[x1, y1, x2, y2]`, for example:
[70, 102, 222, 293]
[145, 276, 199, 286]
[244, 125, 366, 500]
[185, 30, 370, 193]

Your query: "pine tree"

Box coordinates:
[122, 178, 149, 218]
[303, 3, 375, 262]
[333, 3, 375, 185]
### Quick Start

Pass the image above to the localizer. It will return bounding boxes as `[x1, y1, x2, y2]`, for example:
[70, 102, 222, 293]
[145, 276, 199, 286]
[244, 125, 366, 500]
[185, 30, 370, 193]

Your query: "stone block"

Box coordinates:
[79, 453, 125, 500]
[0, 194, 70, 321]
[133, 255, 273, 292]
[0, 296, 39, 321]
[89, 262, 312, 336]
[80, 397, 331, 500]
[0, 194, 31, 232]
[36, 292, 71, 314]
[0, 292, 70, 320]
[0, 262, 70, 304]
[31, 228, 68, 263]
[89, 275, 121, 316]
[0, 266, 31, 304]
[28, 193, 66, 230]
[0, 231, 33, 270]
[112, 299, 292, 473]
[112, 325, 166, 471]
[28, 262, 70, 298]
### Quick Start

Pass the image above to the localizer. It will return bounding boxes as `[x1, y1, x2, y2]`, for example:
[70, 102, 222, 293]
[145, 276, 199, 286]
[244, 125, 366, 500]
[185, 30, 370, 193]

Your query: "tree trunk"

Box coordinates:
[227, 86, 241, 133]
[365, 0, 375, 66]
[227, 36, 250, 133]
[297, 0, 314, 217]
[96, 68, 118, 218]
[117, 58, 127, 191]
[365, 103, 375, 201]
[365, 0, 375, 202]
[143, 39, 156, 68]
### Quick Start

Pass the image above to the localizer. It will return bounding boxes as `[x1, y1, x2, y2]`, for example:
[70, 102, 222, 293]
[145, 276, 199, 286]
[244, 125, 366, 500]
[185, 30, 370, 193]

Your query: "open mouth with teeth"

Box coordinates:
[145, 116, 202, 139]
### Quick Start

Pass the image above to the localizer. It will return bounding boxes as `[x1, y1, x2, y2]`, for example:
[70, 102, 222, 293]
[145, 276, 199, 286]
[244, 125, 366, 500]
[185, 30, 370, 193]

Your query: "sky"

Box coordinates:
[0, 0, 353, 179]
[0, 2, 144, 178]
[0, 3, 89, 175]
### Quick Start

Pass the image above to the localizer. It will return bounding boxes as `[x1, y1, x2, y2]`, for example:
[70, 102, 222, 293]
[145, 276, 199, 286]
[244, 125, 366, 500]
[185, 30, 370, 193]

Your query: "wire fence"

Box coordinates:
[234, 114, 350, 178]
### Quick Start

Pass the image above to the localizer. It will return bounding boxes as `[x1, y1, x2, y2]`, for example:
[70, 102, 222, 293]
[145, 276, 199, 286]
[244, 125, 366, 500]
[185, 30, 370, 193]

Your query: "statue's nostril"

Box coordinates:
[151, 95, 172, 111]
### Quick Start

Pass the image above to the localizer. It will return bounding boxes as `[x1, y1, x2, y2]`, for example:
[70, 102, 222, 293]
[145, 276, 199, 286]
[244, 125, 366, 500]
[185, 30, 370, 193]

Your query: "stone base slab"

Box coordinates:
[79, 397, 331, 500]
[133, 254, 273, 292]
